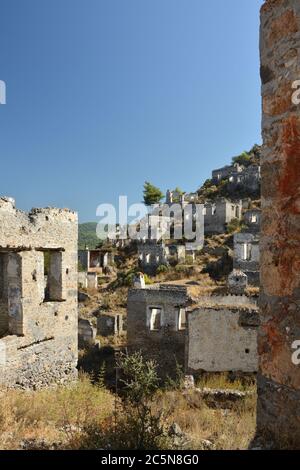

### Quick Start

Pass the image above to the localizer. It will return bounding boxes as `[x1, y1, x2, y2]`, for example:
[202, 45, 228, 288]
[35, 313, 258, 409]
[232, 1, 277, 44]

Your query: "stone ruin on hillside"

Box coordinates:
[0, 197, 78, 388]
[127, 283, 259, 378]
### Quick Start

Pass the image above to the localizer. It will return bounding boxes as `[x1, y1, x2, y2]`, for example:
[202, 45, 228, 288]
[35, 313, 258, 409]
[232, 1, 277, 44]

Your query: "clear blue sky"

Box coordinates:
[0, 0, 263, 222]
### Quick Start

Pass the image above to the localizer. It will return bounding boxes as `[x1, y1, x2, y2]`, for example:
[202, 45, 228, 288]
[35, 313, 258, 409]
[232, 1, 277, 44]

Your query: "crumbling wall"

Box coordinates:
[211, 163, 243, 184]
[138, 242, 168, 274]
[97, 313, 123, 337]
[243, 209, 261, 233]
[228, 165, 261, 195]
[258, 0, 300, 446]
[78, 318, 96, 346]
[127, 285, 187, 377]
[186, 306, 259, 374]
[204, 199, 242, 234]
[0, 197, 78, 388]
[233, 232, 260, 286]
[228, 269, 248, 295]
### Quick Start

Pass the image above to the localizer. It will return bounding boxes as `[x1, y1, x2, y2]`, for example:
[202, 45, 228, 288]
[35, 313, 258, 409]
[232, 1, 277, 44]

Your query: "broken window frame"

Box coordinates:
[148, 306, 163, 331]
[177, 307, 187, 331]
[242, 243, 252, 261]
[39, 249, 65, 303]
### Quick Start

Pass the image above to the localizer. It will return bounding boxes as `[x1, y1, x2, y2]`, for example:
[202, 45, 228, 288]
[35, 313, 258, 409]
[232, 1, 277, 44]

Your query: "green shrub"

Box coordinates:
[185, 255, 194, 265]
[78, 352, 171, 450]
[156, 264, 169, 274]
[226, 218, 242, 234]
[232, 151, 252, 167]
[143, 274, 153, 285]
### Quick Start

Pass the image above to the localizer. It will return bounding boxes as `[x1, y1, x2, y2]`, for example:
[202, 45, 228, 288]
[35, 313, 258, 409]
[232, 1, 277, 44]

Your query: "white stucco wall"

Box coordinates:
[187, 307, 258, 373]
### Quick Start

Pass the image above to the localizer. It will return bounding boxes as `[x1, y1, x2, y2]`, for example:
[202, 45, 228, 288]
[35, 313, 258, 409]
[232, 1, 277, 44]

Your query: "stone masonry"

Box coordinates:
[204, 198, 242, 234]
[138, 241, 186, 275]
[212, 163, 261, 196]
[233, 232, 260, 286]
[97, 313, 124, 337]
[258, 0, 300, 446]
[127, 285, 188, 377]
[78, 248, 114, 273]
[0, 197, 78, 388]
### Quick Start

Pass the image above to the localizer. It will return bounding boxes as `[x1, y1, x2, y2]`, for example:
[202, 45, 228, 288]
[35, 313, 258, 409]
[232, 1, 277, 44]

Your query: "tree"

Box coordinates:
[232, 151, 252, 167]
[143, 181, 164, 206]
[170, 187, 184, 202]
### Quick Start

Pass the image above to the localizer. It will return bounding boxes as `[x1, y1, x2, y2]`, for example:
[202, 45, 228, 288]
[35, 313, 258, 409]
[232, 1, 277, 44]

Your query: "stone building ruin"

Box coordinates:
[233, 232, 260, 286]
[78, 248, 114, 273]
[97, 313, 124, 337]
[228, 269, 248, 295]
[212, 162, 261, 195]
[204, 198, 242, 234]
[138, 241, 186, 275]
[127, 283, 259, 378]
[0, 197, 78, 388]
[127, 285, 188, 376]
[243, 208, 261, 232]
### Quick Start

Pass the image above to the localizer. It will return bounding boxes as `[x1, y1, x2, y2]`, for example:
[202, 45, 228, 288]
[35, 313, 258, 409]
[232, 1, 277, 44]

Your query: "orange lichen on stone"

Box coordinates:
[279, 115, 300, 214]
[262, 81, 293, 117]
[267, 10, 298, 47]
[261, 0, 285, 15]
[261, 243, 300, 296]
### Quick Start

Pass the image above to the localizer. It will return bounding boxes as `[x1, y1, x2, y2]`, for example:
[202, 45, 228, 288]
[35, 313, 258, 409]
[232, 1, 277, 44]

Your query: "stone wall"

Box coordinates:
[258, 0, 300, 446]
[186, 306, 259, 374]
[204, 198, 242, 234]
[211, 163, 243, 183]
[78, 272, 98, 290]
[78, 318, 96, 346]
[228, 165, 261, 196]
[196, 294, 257, 308]
[78, 249, 114, 273]
[127, 285, 188, 377]
[138, 241, 186, 274]
[243, 209, 261, 233]
[233, 232, 260, 286]
[228, 270, 248, 295]
[0, 197, 78, 388]
[138, 242, 168, 274]
[97, 313, 124, 337]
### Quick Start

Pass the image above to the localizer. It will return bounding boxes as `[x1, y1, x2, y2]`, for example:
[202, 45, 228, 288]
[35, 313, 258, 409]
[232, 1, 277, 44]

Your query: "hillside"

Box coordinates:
[78, 222, 100, 249]
[197, 145, 261, 202]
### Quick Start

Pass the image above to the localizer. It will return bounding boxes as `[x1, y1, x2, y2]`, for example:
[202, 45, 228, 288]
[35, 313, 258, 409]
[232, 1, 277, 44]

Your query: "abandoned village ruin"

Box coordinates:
[0, 0, 299, 450]
[0, 197, 78, 388]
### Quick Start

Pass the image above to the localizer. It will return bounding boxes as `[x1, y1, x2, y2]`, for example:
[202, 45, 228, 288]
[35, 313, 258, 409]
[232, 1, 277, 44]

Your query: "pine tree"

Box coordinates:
[143, 181, 164, 206]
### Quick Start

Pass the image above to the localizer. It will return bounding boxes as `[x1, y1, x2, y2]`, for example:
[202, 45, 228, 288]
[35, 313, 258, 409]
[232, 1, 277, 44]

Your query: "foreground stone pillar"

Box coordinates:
[258, 0, 300, 447]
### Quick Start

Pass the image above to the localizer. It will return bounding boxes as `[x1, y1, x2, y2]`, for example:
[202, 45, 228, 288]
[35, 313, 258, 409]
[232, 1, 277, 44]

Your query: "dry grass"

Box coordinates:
[0, 374, 114, 450]
[196, 372, 256, 392]
[156, 390, 256, 450]
[96, 333, 127, 347]
[0, 371, 257, 450]
[155, 374, 257, 450]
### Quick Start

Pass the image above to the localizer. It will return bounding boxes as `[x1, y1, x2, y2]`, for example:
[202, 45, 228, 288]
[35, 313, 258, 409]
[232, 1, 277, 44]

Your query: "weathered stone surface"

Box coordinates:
[258, 0, 300, 446]
[78, 318, 96, 346]
[0, 197, 78, 388]
[228, 269, 248, 295]
[127, 285, 187, 377]
[193, 387, 252, 409]
[97, 313, 124, 337]
[204, 198, 242, 234]
[186, 306, 258, 374]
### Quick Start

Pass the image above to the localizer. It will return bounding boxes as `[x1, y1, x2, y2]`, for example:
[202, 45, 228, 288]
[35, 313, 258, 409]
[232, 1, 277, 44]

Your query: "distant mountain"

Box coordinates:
[78, 222, 100, 249]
